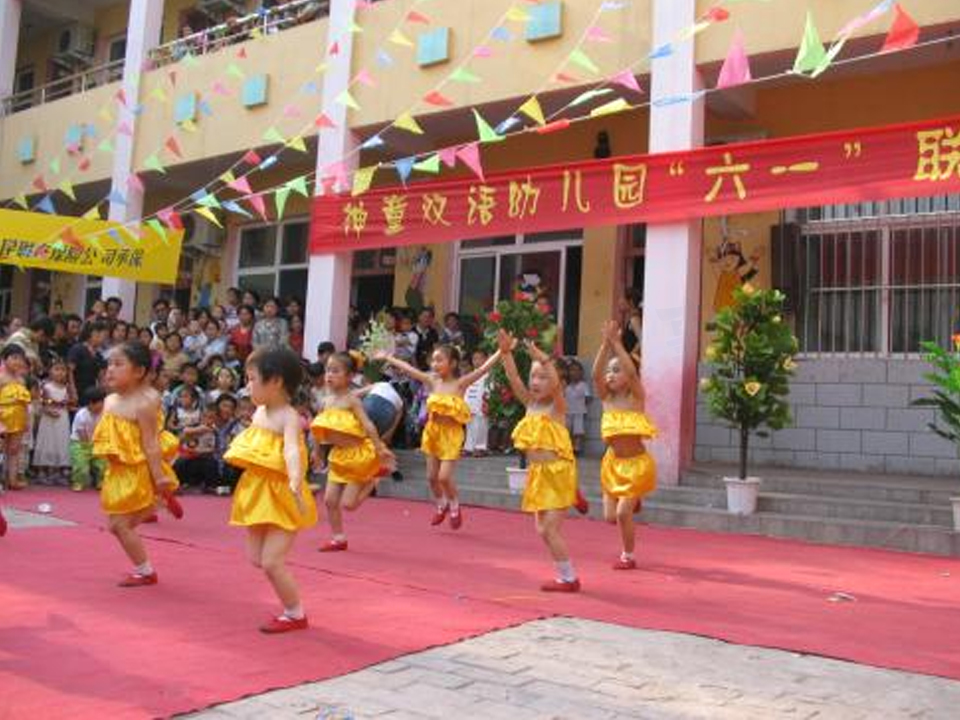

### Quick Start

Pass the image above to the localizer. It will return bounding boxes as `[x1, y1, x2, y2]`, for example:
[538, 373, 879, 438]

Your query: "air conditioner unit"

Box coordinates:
[55, 23, 95, 63]
[183, 215, 225, 256]
[197, 0, 248, 17]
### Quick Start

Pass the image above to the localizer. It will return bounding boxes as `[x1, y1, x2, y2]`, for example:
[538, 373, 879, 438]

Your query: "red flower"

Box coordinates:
[513, 292, 526, 302]
[487, 311, 502, 323]
[525, 328, 539, 338]
[500, 388, 513, 402]
[537, 303, 551, 315]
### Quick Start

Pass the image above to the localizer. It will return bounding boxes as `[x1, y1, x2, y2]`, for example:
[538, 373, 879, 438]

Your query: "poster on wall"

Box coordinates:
[0, 208, 184, 284]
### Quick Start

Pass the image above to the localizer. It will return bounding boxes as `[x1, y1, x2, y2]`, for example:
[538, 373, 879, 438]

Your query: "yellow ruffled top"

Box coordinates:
[0, 382, 30, 406]
[310, 407, 366, 442]
[602, 410, 658, 441]
[224, 425, 307, 475]
[93, 411, 178, 464]
[426, 394, 471, 425]
[512, 413, 574, 461]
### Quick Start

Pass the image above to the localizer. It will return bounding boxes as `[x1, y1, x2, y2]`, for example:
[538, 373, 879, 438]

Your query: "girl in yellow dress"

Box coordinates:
[378, 344, 501, 529]
[497, 330, 581, 592]
[224, 348, 318, 633]
[0, 344, 30, 491]
[310, 352, 393, 552]
[593, 321, 658, 570]
[92, 342, 184, 587]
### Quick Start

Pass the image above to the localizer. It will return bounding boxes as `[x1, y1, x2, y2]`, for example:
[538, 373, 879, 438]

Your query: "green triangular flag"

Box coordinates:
[274, 187, 291, 219]
[793, 11, 827, 75]
[569, 48, 599, 74]
[181, 52, 200, 68]
[146, 218, 168, 244]
[49, 157, 61, 175]
[144, 153, 166, 174]
[97, 138, 114, 154]
[287, 175, 309, 197]
[473, 109, 504, 144]
[263, 126, 286, 144]
[413, 153, 441, 174]
[13, 194, 28, 209]
[197, 193, 221, 209]
[226, 63, 245, 79]
[450, 67, 482, 84]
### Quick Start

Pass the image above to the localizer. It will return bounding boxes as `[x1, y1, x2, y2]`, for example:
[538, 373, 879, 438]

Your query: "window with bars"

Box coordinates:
[773, 196, 960, 356]
[236, 220, 309, 302]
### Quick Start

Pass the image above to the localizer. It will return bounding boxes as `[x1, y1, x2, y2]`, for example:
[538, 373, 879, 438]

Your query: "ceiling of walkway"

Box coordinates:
[23, 0, 120, 29]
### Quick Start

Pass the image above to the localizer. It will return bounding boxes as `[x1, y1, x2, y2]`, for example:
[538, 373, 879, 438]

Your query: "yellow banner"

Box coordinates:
[0, 208, 183, 283]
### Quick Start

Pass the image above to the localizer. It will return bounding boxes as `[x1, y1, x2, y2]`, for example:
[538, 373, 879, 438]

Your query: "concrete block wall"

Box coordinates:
[694, 359, 960, 477]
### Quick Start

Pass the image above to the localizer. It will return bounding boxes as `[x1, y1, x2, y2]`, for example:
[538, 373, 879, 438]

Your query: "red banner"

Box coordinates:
[311, 115, 960, 253]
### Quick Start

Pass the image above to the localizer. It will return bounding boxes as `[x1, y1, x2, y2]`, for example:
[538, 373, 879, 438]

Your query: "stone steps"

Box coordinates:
[378, 452, 960, 556]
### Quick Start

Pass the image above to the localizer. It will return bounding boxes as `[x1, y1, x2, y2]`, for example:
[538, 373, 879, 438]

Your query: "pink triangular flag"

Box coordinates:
[406, 10, 430, 24]
[717, 30, 752, 89]
[236, 47, 247, 59]
[554, 72, 578, 84]
[117, 121, 134, 137]
[314, 113, 336, 129]
[328, 41, 340, 57]
[353, 69, 376, 87]
[211, 80, 232, 96]
[474, 46, 493, 58]
[248, 193, 267, 219]
[282, 104, 302, 118]
[439, 147, 458, 168]
[127, 173, 145, 194]
[882, 3, 919, 53]
[228, 176, 252, 194]
[168, 70, 177, 86]
[455, 143, 484, 181]
[586, 25, 613, 43]
[610, 69, 641, 93]
[242, 150, 262, 166]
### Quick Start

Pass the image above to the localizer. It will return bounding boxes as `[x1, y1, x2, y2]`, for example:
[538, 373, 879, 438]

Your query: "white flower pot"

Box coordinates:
[952, 497, 960, 532]
[724, 476, 762, 515]
[506, 467, 528, 495]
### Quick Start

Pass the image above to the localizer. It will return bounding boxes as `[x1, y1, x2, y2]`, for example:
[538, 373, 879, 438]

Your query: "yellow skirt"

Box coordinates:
[100, 459, 180, 516]
[522, 459, 577, 513]
[421, 420, 465, 462]
[601, 448, 656, 499]
[0, 405, 27, 435]
[328, 439, 380, 485]
[230, 467, 318, 531]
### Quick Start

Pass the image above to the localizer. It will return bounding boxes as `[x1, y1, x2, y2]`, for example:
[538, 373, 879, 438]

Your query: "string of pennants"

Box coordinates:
[12, 0, 924, 252]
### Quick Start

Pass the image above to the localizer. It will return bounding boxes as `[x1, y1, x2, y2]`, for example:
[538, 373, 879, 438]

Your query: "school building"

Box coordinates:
[2, 0, 960, 483]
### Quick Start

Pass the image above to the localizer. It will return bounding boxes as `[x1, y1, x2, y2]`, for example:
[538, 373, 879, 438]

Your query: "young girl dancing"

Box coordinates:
[498, 330, 581, 592]
[378, 344, 501, 529]
[311, 352, 393, 552]
[92, 342, 184, 587]
[593, 321, 658, 570]
[0, 344, 30, 491]
[224, 348, 318, 633]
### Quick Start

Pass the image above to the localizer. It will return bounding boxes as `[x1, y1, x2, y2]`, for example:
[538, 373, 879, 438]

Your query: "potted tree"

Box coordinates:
[701, 284, 798, 514]
[480, 296, 558, 493]
[913, 337, 960, 531]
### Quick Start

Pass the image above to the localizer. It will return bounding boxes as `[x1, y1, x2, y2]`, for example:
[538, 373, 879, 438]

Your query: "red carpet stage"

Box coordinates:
[2, 489, 959, 718]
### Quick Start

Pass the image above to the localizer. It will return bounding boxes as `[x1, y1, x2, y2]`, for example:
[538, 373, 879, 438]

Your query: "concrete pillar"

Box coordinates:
[101, 0, 165, 320]
[304, 0, 356, 355]
[0, 0, 20, 100]
[642, 0, 705, 485]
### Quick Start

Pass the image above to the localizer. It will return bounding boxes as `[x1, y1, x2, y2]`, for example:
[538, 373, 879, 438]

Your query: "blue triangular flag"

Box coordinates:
[652, 90, 707, 107]
[495, 116, 520, 134]
[223, 200, 252, 217]
[361, 135, 385, 150]
[108, 189, 128, 205]
[376, 49, 394, 67]
[491, 26, 512, 42]
[83, 123, 98, 138]
[648, 43, 673, 60]
[300, 80, 320, 95]
[131, 103, 145, 116]
[198, 99, 213, 116]
[35, 195, 56, 214]
[395, 157, 415, 184]
[259, 156, 278, 170]
[107, 229, 124, 244]
[190, 189, 208, 204]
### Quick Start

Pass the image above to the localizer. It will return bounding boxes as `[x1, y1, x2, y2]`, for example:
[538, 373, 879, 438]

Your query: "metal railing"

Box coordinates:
[1, 59, 124, 115]
[147, 0, 331, 69]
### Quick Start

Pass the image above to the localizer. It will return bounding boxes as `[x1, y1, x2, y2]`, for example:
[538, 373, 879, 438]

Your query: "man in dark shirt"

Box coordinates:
[68, 321, 108, 405]
[414, 307, 439, 369]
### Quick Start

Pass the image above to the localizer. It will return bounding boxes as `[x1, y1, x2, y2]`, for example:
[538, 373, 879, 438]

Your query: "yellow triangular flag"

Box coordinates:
[352, 166, 377, 196]
[195, 206, 223, 227]
[82, 206, 101, 221]
[315, 61, 328, 74]
[518, 96, 546, 126]
[389, 29, 414, 48]
[58, 180, 76, 201]
[590, 98, 631, 117]
[149, 86, 169, 103]
[506, 6, 531, 22]
[98, 105, 113, 123]
[180, 118, 198, 133]
[393, 112, 424, 135]
[220, 169, 236, 183]
[336, 89, 360, 110]
[287, 135, 307, 153]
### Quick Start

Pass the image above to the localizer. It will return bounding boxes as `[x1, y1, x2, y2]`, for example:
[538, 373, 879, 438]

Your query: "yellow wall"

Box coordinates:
[351, 0, 652, 126]
[94, 3, 130, 54]
[578, 225, 618, 356]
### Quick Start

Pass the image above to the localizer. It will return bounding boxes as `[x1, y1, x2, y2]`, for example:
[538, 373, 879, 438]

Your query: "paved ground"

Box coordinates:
[2, 505, 75, 528]
[186, 617, 960, 720]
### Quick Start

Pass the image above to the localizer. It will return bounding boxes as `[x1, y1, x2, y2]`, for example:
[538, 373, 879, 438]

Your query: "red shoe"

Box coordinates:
[162, 492, 184, 519]
[430, 505, 449, 526]
[449, 507, 463, 530]
[319, 538, 348, 552]
[118, 572, 158, 587]
[260, 615, 309, 634]
[613, 557, 637, 570]
[574, 491, 589, 515]
[0, 510, 7, 537]
[142, 513, 159, 524]
[540, 578, 581, 593]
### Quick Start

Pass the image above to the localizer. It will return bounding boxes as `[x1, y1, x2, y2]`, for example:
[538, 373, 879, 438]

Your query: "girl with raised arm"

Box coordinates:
[310, 352, 394, 552]
[379, 344, 501, 529]
[497, 330, 581, 592]
[592, 321, 658, 570]
[92, 342, 184, 587]
[224, 348, 318, 632]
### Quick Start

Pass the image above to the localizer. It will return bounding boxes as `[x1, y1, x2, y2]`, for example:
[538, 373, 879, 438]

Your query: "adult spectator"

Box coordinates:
[3, 316, 55, 368]
[64, 314, 83, 346]
[252, 297, 289, 351]
[104, 296, 123, 322]
[151, 298, 171, 330]
[223, 287, 242, 329]
[229, 304, 256, 360]
[68, 321, 108, 405]
[414, 308, 439, 369]
[440, 312, 464, 347]
[619, 287, 644, 358]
